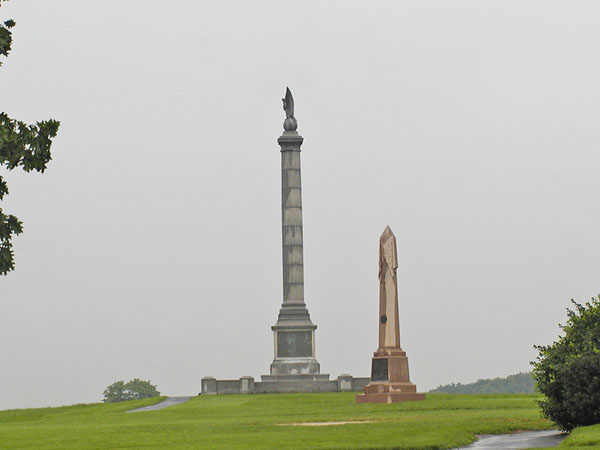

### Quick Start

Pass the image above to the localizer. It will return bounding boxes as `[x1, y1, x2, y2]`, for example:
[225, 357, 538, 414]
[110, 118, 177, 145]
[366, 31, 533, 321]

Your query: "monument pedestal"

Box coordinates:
[268, 359, 321, 376]
[356, 349, 425, 403]
[268, 301, 322, 376]
[263, 300, 331, 388]
[261, 373, 329, 382]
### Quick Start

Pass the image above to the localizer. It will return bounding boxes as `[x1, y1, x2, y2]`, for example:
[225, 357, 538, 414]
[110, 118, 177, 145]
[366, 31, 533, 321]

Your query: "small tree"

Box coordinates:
[102, 379, 160, 403]
[125, 378, 161, 400]
[532, 296, 600, 431]
[103, 380, 128, 403]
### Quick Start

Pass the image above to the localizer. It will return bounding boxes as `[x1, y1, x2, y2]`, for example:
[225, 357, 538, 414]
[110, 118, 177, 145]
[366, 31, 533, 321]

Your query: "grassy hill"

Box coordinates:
[429, 372, 535, 394]
[0, 393, 558, 449]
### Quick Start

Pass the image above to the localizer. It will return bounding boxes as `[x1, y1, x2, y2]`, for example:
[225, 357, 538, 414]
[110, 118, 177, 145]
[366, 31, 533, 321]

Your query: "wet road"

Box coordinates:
[454, 430, 565, 449]
[127, 396, 192, 412]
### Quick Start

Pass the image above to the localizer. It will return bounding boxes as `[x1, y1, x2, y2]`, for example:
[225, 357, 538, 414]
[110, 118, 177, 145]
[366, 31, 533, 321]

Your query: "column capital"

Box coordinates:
[278, 131, 304, 151]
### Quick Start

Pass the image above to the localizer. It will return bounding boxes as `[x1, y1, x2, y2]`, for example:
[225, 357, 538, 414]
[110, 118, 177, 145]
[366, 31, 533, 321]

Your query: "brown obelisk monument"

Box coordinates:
[356, 226, 425, 403]
[262, 88, 326, 382]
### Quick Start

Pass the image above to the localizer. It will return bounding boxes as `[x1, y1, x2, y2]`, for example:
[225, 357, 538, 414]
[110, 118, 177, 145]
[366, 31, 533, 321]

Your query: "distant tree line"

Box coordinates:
[429, 372, 535, 394]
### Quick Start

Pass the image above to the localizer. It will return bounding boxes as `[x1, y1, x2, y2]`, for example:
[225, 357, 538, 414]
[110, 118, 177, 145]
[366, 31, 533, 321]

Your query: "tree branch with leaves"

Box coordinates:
[0, 7, 60, 275]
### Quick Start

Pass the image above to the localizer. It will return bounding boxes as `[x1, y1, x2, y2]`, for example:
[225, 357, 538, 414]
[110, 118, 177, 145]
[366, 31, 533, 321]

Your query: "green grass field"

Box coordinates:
[0, 393, 598, 449]
[535, 423, 600, 450]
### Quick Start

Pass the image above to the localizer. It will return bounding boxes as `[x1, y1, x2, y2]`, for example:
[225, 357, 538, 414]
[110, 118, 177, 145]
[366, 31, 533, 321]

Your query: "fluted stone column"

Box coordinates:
[280, 134, 305, 305]
[265, 88, 323, 378]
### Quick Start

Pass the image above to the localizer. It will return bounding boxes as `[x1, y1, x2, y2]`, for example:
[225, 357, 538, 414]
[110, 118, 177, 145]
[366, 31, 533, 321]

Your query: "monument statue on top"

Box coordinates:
[282, 87, 298, 132]
[262, 87, 328, 383]
[356, 226, 425, 403]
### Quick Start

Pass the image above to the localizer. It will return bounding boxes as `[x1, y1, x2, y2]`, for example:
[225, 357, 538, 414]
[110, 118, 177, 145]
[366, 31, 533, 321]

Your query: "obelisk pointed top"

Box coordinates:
[282, 87, 298, 132]
[379, 226, 398, 279]
[380, 225, 394, 241]
[379, 227, 397, 265]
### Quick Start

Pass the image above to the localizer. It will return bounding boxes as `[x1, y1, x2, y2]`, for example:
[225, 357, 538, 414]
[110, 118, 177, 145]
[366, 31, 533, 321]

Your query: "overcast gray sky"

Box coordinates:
[1, 1, 599, 410]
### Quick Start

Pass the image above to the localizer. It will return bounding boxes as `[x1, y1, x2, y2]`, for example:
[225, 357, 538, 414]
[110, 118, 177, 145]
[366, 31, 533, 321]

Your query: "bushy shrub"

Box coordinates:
[103, 378, 160, 403]
[532, 296, 600, 431]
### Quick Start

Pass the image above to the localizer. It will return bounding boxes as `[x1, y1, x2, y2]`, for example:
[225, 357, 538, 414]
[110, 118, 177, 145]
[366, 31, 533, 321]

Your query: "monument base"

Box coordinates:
[261, 373, 330, 382]
[258, 373, 335, 393]
[201, 375, 371, 395]
[269, 358, 321, 376]
[355, 348, 425, 403]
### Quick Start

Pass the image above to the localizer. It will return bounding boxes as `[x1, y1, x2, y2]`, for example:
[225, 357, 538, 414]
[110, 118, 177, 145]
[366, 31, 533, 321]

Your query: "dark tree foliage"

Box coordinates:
[103, 379, 160, 403]
[532, 296, 600, 431]
[103, 380, 127, 403]
[0, 4, 60, 275]
[429, 372, 535, 394]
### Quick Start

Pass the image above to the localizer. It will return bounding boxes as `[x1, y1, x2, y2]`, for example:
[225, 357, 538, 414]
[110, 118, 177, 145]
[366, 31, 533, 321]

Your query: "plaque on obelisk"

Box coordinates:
[356, 226, 425, 403]
[261, 88, 327, 382]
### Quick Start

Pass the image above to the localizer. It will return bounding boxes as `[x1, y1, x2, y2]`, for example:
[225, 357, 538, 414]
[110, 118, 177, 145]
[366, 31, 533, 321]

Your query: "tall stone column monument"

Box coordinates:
[200, 89, 371, 394]
[262, 88, 326, 381]
[356, 226, 425, 403]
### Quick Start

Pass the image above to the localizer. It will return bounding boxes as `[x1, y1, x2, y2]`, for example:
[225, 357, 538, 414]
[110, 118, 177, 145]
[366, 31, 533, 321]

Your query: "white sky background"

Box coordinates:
[1, 1, 599, 410]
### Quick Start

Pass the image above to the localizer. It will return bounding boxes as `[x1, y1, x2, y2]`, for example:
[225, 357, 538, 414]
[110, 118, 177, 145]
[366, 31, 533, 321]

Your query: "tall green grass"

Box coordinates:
[0, 393, 556, 449]
[534, 423, 600, 450]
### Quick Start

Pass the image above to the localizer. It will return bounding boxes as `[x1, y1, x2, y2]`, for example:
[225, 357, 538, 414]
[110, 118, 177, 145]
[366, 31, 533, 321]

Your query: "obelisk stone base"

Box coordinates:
[356, 348, 425, 403]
